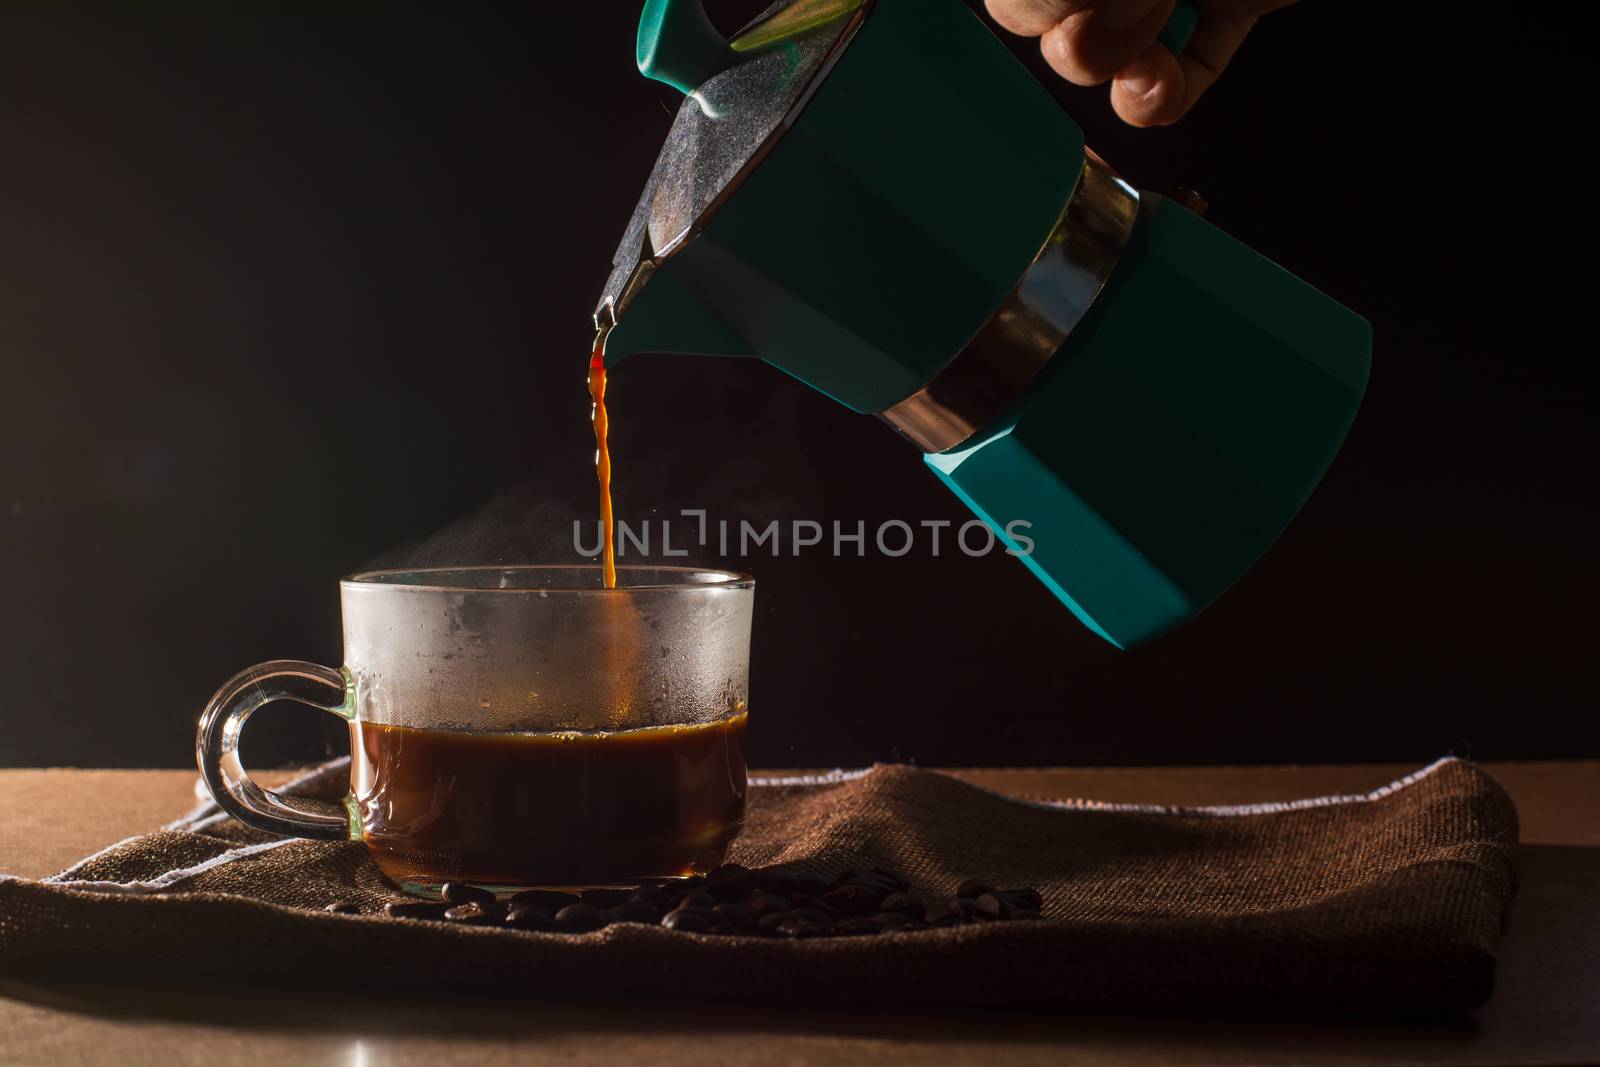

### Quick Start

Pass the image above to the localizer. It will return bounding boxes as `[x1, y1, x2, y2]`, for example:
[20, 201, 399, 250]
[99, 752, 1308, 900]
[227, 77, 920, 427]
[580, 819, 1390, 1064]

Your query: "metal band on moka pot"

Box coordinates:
[878, 156, 1140, 454]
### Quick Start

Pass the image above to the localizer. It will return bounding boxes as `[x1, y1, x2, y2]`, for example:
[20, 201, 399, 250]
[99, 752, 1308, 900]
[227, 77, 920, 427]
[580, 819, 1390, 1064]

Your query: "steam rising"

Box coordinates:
[359, 356, 833, 574]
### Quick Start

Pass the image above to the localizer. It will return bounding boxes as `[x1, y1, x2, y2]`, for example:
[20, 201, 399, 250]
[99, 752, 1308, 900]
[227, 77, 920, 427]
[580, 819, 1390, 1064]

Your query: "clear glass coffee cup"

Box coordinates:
[196, 565, 754, 897]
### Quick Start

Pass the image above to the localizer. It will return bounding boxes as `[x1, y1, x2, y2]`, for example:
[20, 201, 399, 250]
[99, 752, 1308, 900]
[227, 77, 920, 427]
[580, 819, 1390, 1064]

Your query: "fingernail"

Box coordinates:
[1121, 60, 1158, 97]
[1104, 0, 1160, 31]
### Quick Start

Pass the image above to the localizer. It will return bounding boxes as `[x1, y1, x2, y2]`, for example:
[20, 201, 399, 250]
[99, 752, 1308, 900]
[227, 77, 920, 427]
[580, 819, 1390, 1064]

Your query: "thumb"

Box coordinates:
[1110, 12, 1257, 126]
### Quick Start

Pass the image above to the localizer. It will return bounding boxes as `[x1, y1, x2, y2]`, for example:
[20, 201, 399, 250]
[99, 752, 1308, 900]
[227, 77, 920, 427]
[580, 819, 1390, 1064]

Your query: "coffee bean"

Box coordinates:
[710, 923, 739, 936]
[779, 908, 832, 932]
[624, 887, 676, 912]
[676, 889, 718, 910]
[923, 898, 973, 926]
[323, 902, 359, 915]
[836, 868, 908, 893]
[628, 885, 670, 905]
[606, 900, 660, 925]
[973, 893, 1010, 920]
[706, 871, 758, 899]
[677, 875, 709, 893]
[757, 911, 793, 932]
[997, 887, 1044, 912]
[443, 902, 498, 925]
[579, 888, 628, 909]
[754, 865, 830, 897]
[750, 865, 795, 893]
[554, 903, 607, 932]
[706, 865, 761, 898]
[871, 912, 921, 931]
[878, 891, 925, 918]
[505, 905, 555, 930]
[791, 872, 834, 897]
[747, 891, 790, 918]
[626, 886, 667, 906]
[955, 878, 995, 898]
[665, 908, 716, 927]
[440, 882, 497, 906]
[661, 907, 714, 933]
[509, 889, 579, 911]
[707, 863, 750, 884]
[789, 892, 840, 920]
[772, 918, 824, 939]
[822, 883, 883, 915]
[874, 868, 911, 892]
[384, 901, 450, 921]
[833, 917, 884, 936]
[712, 903, 757, 934]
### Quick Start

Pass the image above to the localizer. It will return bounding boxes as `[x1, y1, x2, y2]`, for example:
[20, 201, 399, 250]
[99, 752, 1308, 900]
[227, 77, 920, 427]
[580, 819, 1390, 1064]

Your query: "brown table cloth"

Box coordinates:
[0, 757, 1517, 1015]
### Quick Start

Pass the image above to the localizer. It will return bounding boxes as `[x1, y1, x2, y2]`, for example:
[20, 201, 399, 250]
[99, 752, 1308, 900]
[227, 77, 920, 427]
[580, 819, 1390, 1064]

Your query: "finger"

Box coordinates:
[1110, 12, 1257, 126]
[983, 0, 1092, 37]
[1038, 0, 1174, 86]
[1109, 44, 1185, 127]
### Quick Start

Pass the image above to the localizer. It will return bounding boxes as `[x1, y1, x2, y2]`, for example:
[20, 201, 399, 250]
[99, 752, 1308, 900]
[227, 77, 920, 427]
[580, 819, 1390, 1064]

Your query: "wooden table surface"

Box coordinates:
[2, 762, 1596, 1066]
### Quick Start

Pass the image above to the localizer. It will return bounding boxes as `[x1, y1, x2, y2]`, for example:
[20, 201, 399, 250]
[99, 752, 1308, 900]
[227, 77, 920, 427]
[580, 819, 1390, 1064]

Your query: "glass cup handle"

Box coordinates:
[195, 660, 356, 840]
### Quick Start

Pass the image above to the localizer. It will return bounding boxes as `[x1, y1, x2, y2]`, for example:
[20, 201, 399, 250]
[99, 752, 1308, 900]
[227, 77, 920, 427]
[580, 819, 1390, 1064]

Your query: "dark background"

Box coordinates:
[1, 2, 1591, 770]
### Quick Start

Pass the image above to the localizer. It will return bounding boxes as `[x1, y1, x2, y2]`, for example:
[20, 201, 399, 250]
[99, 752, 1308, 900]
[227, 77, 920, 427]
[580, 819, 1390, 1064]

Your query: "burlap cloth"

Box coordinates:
[0, 757, 1517, 1015]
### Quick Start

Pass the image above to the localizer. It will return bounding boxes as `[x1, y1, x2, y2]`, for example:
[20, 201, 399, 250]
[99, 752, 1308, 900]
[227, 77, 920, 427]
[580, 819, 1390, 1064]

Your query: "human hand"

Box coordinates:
[983, 0, 1294, 126]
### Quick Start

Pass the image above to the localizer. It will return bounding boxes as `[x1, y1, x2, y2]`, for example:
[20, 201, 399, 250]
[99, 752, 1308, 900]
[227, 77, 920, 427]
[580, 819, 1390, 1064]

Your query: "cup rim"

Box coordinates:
[340, 563, 755, 594]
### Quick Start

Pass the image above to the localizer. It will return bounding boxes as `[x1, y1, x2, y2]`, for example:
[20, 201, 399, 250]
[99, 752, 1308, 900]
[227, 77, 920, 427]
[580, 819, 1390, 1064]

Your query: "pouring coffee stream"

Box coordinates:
[588, 330, 616, 589]
[592, 0, 1371, 647]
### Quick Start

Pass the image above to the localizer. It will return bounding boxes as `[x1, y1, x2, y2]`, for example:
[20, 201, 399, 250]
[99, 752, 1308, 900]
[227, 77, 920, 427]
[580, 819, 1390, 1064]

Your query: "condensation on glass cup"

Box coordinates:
[343, 565, 753, 733]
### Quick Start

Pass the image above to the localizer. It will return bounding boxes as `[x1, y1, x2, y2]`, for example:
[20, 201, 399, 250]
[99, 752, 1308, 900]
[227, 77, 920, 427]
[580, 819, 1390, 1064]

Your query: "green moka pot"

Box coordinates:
[597, 0, 1371, 648]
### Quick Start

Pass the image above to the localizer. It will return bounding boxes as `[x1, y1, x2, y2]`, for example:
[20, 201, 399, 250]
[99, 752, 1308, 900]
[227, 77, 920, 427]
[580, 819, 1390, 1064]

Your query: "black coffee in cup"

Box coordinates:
[351, 713, 748, 891]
